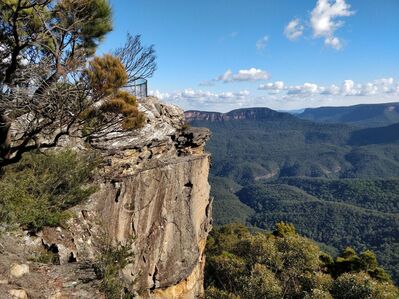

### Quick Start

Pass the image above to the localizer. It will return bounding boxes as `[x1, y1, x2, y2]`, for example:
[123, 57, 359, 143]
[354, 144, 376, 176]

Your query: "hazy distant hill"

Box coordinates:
[185, 107, 296, 122]
[186, 107, 399, 283]
[298, 102, 399, 128]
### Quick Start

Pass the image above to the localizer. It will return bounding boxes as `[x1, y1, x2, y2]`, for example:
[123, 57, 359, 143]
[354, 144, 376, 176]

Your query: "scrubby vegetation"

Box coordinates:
[0, 150, 96, 231]
[82, 54, 146, 134]
[205, 223, 398, 299]
[95, 240, 134, 299]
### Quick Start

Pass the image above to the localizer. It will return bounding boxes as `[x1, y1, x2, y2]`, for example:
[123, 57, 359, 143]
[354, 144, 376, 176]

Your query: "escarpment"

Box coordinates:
[0, 97, 212, 298]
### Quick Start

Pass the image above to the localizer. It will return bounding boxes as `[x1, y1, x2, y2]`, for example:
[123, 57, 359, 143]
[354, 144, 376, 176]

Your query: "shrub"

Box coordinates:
[0, 150, 96, 231]
[331, 272, 399, 299]
[95, 240, 134, 299]
[205, 286, 241, 299]
[205, 223, 399, 299]
[81, 56, 146, 135]
[29, 248, 60, 265]
[87, 54, 128, 96]
[242, 263, 282, 299]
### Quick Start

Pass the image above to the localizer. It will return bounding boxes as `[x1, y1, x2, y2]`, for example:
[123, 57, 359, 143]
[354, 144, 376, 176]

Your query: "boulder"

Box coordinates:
[10, 264, 29, 278]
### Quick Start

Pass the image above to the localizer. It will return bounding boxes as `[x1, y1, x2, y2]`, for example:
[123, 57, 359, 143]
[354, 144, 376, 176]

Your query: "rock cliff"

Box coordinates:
[0, 97, 212, 298]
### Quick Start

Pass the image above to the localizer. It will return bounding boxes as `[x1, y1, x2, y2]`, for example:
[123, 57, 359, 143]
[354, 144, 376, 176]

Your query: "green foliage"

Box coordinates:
[190, 115, 399, 182]
[206, 223, 325, 298]
[242, 263, 282, 299]
[95, 240, 134, 299]
[87, 54, 128, 96]
[330, 248, 392, 283]
[29, 248, 60, 265]
[205, 223, 399, 299]
[233, 179, 399, 284]
[82, 54, 146, 133]
[53, 0, 112, 51]
[205, 286, 240, 299]
[1, 0, 112, 83]
[0, 150, 96, 231]
[209, 176, 253, 226]
[331, 272, 398, 299]
[273, 221, 296, 237]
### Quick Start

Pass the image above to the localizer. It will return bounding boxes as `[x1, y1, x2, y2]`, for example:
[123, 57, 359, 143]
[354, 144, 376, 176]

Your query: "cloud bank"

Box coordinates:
[259, 78, 399, 97]
[151, 77, 399, 112]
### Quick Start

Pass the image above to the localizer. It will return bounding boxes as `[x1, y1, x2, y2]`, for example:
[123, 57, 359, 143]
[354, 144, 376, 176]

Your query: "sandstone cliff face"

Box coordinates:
[0, 97, 212, 298]
[94, 154, 211, 298]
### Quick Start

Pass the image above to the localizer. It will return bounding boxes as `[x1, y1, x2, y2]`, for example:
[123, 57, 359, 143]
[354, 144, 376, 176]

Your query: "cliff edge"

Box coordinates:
[0, 97, 212, 298]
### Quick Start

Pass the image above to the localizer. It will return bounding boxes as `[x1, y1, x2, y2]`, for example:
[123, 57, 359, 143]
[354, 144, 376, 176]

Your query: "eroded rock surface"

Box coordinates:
[0, 97, 212, 298]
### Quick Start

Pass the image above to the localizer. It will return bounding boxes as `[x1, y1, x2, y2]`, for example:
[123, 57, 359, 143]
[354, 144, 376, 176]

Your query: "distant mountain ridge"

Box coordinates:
[298, 102, 399, 128]
[185, 107, 295, 122]
[186, 102, 399, 127]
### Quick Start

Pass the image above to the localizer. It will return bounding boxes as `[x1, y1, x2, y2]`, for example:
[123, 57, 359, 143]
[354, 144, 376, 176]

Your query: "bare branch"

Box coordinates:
[114, 33, 157, 83]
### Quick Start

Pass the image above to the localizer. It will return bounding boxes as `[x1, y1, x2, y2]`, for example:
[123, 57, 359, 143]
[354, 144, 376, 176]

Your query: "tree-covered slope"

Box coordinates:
[189, 109, 399, 183]
[298, 102, 399, 128]
[236, 179, 399, 283]
[205, 223, 399, 299]
[187, 107, 399, 284]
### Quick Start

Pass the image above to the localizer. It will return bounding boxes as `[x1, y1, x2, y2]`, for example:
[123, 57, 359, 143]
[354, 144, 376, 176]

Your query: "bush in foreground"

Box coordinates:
[0, 150, 96, 231]
[205, 222, 398, 299]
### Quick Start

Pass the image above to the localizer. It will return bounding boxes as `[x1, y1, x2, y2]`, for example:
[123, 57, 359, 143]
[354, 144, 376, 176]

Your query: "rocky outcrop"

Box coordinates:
[89, 97, 212, 298]
[0, 97, 212, 298]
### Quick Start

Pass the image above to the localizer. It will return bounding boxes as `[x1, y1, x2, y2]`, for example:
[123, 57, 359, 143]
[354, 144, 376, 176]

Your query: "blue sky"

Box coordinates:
[99, 0, 399, 112]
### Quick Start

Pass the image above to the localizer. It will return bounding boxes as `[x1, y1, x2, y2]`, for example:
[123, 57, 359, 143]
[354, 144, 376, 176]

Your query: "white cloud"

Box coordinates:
[374, 78, 396, 93]
[259, 81, 285, 91]
[341, 79, 357, 95]
[149, 89, 251, 104]
[310, 0, 354, 49]
[324, 36, 342, 49]
[150, 77, 399, 112]
[320, 84, 340, 95]
[218, 69, 233, 82]
[217, 68, 270, 83]
[260, 81, 322, 95]
[256, 36, 269, 50]
[258, 78, 399, 98]
[285, 1, 354, 49]
[284, 19, 304, 40]
[149, 90, 170, 100]
[287, 83, 321, 95]
[359, 83, 378, 96]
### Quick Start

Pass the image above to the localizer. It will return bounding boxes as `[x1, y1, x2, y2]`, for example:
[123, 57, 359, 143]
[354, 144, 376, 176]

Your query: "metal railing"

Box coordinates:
[125, 78, 147, 99]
